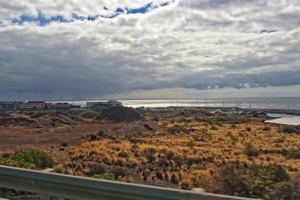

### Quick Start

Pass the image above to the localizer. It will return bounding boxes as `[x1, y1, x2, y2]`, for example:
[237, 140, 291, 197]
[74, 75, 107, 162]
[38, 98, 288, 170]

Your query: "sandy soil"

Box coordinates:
[0, 123, 105, 151]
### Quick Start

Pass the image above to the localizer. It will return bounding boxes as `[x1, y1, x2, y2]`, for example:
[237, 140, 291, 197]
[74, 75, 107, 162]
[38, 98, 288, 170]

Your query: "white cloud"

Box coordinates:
[0, 0, 300, 99]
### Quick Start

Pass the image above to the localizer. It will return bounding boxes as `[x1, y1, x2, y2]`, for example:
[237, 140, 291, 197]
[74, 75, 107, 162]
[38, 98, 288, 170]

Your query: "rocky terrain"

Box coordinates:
[0, 107, 144, 154]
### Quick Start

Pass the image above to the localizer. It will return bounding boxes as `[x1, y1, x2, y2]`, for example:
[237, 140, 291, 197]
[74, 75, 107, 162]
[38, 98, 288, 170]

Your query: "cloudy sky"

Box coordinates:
[0, 0, 300, 100]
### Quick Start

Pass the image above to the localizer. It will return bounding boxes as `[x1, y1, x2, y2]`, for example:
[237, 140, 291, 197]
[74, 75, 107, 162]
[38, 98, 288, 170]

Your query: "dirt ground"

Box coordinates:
[0, 123, 104, 151]
[0, 122, 106, 165]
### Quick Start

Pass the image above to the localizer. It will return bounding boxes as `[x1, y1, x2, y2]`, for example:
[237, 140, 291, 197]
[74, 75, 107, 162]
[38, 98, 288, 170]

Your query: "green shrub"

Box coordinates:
[281, 125, 300, 134]
[92, 173, 123, 181]
[217, 163, 289, 199]
[167, 125, 187, 134]
[283, 150, 300, 159]
[92, 167, 128, 182]
[0, 149, 54, 199]
[0, 148, 53, 169]
[245, 143, 260, 157]
[79, 110, 98, 119]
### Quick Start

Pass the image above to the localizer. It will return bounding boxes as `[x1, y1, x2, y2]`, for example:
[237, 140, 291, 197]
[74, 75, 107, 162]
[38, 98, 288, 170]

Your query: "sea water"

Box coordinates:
[53, 97, 300, 110]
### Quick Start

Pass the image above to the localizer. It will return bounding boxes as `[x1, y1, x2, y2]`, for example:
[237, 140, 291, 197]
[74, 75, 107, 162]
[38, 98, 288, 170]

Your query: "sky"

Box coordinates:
[0, 0, 300, 100]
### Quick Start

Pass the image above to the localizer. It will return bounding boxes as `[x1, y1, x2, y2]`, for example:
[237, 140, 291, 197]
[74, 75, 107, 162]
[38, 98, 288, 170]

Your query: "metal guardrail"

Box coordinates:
[0, 165, 254, 200]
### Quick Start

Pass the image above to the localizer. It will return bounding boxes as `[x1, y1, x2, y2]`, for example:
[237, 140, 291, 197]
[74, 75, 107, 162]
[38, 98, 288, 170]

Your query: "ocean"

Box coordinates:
[52, 97, 300, 111]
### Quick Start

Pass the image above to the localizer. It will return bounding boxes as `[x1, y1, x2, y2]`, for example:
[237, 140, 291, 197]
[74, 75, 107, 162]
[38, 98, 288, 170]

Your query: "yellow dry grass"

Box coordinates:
[66, 115, 300, 189]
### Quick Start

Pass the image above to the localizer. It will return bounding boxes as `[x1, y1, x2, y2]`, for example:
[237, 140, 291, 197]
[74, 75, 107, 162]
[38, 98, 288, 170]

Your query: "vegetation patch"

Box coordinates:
[281, 125, 300, 134]
[270, 179, 300, 200]
[282, 150, 300, 159]
[167, 125, 187, 134]
[245, 143, 260, 157]
[0, 148, 53, 169]
[92, 173, 124, 181]
[196, 116, 252, 125]
[216, 163, 289, 199]
[91, 167, 128, 182]
[0, 149, 54, 198]
[79, 110, 98, 119]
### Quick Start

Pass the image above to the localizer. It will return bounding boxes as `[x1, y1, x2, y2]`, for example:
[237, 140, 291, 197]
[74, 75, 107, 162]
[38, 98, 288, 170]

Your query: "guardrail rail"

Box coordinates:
[0, 165, 255, 200]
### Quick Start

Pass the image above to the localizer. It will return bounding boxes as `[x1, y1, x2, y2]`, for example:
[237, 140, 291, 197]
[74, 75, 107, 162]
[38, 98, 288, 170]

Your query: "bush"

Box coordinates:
[200, 132, 212, 141]
[166, 151, 175, 160]
[283, 150, 300, 159]
[92, 173, 123, 181]
[151, 117, 159, 122]
[263, 126, 271, 131]
[92, 167, 128, 182]
[211, 125, 218, 130]
[245, 143, 260, 157]
[118, 150, 129, 158]
[181, 181, 193, 190]
[226, 132, 237, 141]
[0, 148, 53, 169]
[111, 167, 129, 177]
[230, 124, 237, 128]
[170, 174, 180, 184]
[145, 151, 156, 163]
[79, 110, 98, 119]
[245, 127, 252, 132]
[216, 163, 289, 199]
[274, 138, 285, 143]
[61, 142, 68, 147]
[270, 179, 300, 200]
[0, 149, 54, 198]
[167, 125, 187, 134]
[281, 125, 300, 134]
[89, 164, 107, 175]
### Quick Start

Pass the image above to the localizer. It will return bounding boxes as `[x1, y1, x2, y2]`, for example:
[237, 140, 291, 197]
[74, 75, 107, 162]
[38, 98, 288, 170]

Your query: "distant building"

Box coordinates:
[0, 101, 23, 110]
[54, 103, 81, 111]
[20, 101, 50, 110]
[54, 103, 72, 111]
[87, 100, 122, 111]
[147, 107, 176, 112]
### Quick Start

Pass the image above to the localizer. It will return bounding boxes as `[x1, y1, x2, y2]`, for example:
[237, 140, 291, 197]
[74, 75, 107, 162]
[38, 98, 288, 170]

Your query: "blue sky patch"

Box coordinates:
[260, 29, 278, 34]
[2, 0, 175, 26]
[11, 11, 70, 26]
